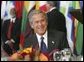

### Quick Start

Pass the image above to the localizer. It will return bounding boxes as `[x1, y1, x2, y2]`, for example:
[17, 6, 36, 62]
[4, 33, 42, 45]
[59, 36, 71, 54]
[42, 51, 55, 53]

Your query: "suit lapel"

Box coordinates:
[32, 33, 39, 50]
[48, 32, 56, 53]
[48, 30, 61, 53]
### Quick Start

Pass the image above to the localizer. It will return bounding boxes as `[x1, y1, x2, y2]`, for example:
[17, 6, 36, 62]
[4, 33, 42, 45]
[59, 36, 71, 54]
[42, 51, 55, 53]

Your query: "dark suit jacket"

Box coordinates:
[24, 30, 69, 53]
[2, 18, 21, 54]
[47, 8, 67, 34]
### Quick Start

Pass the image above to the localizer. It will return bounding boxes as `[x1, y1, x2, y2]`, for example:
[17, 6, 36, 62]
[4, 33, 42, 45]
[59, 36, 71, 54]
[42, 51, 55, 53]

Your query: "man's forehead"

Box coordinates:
[33, 17, 45, 21]
[10, 8, 15, 11]
[33, 13, 44, 16]
[32, 13, 45, 18]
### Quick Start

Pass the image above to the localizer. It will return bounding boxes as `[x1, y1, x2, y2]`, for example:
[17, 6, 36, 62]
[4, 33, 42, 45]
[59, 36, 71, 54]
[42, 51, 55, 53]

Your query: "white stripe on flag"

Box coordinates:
[1, 1, 6, 20]
[2, 1, 15, 21]
[28, 1, 35, 12]
[60, 1, 74, 52]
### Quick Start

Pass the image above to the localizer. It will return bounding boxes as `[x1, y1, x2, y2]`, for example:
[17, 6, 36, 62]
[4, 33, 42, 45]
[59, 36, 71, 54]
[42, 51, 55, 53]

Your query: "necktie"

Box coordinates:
[40, 37, 47, 53]
[7, 21, 15, 53]
[7, 21, 14, 39]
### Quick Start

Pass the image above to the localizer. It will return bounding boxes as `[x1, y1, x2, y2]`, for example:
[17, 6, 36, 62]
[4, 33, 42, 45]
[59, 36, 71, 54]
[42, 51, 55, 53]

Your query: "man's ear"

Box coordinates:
[31, 25, 34, 29]
[30, 23, 34, 29]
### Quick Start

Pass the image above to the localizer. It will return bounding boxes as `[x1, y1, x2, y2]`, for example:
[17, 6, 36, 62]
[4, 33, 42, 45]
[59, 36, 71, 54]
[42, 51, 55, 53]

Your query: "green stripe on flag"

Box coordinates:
[21, 7, 28, 33]
[76, 22, 83, 55]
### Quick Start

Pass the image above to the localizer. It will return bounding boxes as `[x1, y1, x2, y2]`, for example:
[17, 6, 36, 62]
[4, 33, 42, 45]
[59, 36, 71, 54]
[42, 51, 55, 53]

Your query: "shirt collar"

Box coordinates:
[10, 17, 16, 23]
[36, 31, 47, 47]
[42, 31, 47, 39]
[49, 7, 56, 12]
[36, 31, 47, 39]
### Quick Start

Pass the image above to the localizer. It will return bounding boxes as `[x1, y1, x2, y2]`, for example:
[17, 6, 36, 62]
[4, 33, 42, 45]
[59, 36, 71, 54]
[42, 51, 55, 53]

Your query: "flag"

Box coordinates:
[79, 1, 83, 10]
[59, 1, 81, 52]
[76, 22, 83, 55]
[14, 1, 24, 19]
[35, 1, 47, 13]
[75, 1, 83, 55]
[1, 1, 6, 20]
[1, 1, 14, 21]
[20, 1, 35, 49]
[60, 1, 74, 52]
[69, 1, 83, 55]
[20, 1, 29, 49]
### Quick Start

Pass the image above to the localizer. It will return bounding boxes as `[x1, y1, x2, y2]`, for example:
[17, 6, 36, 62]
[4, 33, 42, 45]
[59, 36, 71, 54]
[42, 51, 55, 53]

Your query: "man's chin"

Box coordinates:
[38, 31, 46, 35]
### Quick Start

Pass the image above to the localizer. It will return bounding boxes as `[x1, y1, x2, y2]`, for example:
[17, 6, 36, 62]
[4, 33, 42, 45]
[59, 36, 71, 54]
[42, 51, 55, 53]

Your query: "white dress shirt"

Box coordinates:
[10, 17, 16, 23]
[47, 7, 56, 13]
[5, 18, 16, 44]
[36, 31, 48, 49]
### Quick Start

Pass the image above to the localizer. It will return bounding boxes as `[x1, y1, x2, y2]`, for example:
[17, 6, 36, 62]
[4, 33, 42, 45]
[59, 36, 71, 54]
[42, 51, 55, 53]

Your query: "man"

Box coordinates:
[2, 8, 21, 56]
[46, 1, 67, 35]
[24, 10, 69, 55]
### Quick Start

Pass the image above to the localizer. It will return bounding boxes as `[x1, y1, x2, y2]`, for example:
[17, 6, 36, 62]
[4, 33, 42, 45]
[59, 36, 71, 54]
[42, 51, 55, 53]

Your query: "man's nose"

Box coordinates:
[38, 22, 42, 26]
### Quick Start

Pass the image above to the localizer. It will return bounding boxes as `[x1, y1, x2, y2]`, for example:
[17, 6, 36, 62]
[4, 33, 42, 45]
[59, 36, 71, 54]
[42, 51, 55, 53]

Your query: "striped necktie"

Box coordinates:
[40, 37, 47, 53]
[7, 21, 14, 39]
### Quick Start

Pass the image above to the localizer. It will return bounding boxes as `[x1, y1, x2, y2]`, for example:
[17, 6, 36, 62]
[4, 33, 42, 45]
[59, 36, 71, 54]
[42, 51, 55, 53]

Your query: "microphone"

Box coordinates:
[53, 50, 62, 61]
[53, 48, 72, 61]
[61, 48, 71, 61]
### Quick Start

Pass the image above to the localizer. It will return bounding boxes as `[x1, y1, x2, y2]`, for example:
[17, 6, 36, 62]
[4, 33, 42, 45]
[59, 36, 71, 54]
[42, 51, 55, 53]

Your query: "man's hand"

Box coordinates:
[5, 39, 15, 45]
[10, 39, 15, 43]
[5, 40, 12, 45]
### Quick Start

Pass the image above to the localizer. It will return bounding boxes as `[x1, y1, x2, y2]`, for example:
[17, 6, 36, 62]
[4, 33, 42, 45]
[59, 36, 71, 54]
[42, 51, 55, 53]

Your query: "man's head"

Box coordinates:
[10, 8, 16, 18]
[46, 1, 56, 12]
[28, 10, 48, 36]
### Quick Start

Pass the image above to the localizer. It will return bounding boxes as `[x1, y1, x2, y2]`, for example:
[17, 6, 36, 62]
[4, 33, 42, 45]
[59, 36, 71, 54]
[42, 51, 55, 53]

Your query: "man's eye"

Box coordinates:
[35, 21, 39, 24]
[41, 19, 45, 22]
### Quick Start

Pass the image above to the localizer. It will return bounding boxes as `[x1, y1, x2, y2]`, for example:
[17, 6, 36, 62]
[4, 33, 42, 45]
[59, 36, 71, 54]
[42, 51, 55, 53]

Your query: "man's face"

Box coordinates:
[31, 13, 47, 36]
[10, 8, 16, 18]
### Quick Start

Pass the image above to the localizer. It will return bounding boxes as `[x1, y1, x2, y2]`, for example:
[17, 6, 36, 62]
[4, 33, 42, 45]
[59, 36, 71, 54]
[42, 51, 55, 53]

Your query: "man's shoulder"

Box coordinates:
[48, 8, 65, 17]
[49, 29, 64, 35]
[48, 29, 66, 39]
[4, 19, 10, 22]
[3, 19, 10, 24]
[24, 32, 37, 48]
[25, 31, 36, 40]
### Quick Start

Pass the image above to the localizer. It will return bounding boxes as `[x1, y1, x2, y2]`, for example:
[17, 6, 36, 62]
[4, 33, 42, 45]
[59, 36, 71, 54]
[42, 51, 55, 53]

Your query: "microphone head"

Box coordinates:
[53, 51, 62, 61]
[61, 48, 71, 61]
